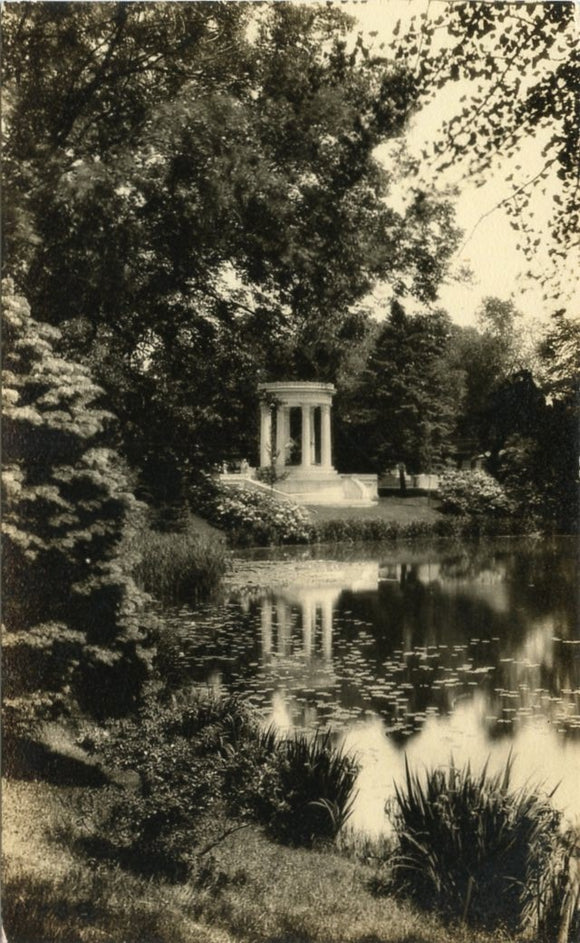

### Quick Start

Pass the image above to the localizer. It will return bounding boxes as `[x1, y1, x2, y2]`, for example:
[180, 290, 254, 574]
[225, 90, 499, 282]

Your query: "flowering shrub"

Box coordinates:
[438, 469, 514, 518]
[206, 485, 312, 546]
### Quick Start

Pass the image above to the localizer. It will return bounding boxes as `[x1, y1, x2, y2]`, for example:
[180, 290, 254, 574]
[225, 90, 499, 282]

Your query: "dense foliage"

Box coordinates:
[2, 2, 461, 502]
[2, 283, 150, 725]
[336, 303, 464, 473]
[200, 483, 313, 547]
[128, 525, 227, 603]
[437, 470, 513, 519]
[84, 694, 358, 879]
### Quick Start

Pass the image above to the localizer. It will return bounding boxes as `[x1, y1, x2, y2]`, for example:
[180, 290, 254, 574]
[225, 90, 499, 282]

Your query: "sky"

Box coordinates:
[339, 0, 577, 328]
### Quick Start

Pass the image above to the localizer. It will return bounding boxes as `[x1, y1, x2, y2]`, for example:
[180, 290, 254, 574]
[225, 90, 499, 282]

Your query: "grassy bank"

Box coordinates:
[3, 778, 527, 943]
[4, 691, 577, 943]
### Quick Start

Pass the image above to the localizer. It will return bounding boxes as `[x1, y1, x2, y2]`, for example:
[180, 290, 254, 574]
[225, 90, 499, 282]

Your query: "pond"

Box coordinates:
[161, 536, 580, 835]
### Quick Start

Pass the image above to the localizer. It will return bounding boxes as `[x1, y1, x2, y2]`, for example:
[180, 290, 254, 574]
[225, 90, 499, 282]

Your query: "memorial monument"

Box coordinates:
[257, 381, 377, 505]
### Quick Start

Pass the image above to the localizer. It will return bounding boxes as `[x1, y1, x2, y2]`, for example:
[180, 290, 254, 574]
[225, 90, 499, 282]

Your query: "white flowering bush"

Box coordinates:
[208, 485, 312, 546]
[438, 469, 515, 518]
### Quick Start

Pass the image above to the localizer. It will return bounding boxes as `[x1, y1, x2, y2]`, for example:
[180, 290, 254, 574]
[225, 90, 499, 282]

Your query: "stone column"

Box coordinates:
[321, 403, 332, 468]
[260, 405, 272, 468]
[301, 404, 311, 468]
[276, 405, 288, 466]
[310, 407, 317, 464]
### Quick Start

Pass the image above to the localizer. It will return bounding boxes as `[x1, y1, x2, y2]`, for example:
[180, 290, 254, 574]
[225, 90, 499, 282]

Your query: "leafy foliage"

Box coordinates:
[2, 3, 462, 501]
[86, 694, 358, 879]
[2, 282, 150, 723]
[390, 2, 578, 291]
[438, 470, 514, 519]
[538, 310, 580, 403]
[388, 756, 563, 932]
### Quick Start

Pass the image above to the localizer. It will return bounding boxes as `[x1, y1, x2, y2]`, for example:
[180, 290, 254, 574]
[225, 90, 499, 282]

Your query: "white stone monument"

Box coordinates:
[258, 381, 377, 504]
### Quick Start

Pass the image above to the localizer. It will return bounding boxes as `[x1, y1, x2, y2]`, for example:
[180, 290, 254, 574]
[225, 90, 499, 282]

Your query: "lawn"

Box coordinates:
[307, 495, 443, 524]
[3, 778, 524, 943]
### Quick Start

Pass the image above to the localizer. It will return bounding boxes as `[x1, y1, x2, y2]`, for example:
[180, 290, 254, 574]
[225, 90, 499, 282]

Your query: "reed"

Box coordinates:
[129, 527, 228, 602]
[253, 729, 359, 847]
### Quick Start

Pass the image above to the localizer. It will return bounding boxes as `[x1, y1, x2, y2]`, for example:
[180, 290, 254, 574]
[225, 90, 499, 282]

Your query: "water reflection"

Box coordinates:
[162, 537, 579, 829]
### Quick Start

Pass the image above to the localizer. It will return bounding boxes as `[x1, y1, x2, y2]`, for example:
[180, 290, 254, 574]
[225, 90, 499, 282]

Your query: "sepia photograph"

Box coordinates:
[2, 1, 579, 941]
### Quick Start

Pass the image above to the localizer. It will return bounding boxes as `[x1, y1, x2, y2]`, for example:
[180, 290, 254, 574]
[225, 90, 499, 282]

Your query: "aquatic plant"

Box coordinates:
[531, 827, 580, 943]
[252, 730, 359, 847]
[388, 754, 562, 932]
[309, 514, 526, 545]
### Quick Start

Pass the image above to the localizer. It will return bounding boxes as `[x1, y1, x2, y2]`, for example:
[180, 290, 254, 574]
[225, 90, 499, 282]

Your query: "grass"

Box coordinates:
[3, 777, 526, 943]
[129, 525, 229, 602]
[308, 495, 444, 524]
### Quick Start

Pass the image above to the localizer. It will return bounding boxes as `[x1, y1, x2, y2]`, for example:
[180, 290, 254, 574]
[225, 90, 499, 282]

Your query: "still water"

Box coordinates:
[163, 537, 580, 834]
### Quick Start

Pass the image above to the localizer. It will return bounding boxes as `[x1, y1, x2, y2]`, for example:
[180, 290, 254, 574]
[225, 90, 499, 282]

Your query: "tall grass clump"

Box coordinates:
[130, 527, 228, 602]
[388, 755, 564, 933]
[251, 730, 359, 847]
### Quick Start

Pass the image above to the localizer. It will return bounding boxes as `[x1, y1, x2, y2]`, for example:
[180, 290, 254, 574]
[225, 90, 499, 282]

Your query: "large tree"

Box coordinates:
[2, 2, 461, 497]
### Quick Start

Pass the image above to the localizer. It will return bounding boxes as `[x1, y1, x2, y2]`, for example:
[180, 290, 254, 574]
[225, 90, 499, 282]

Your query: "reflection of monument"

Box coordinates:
[258, 381, 377, 505]
[257, 565, 379, 732]
[260, 587, 338, 660]
[260, 563, 379, 658]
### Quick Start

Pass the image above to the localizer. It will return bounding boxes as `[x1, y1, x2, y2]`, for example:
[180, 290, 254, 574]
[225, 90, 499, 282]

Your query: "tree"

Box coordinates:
[2, 282, 150, 726]
[537, 309, 580, 403]
[336, 302, 464, 473]
[2, 2, 462, 499]
[389, 1, 578, 295]
[446, 297, 536, 454]
[485, 370, 578, 531]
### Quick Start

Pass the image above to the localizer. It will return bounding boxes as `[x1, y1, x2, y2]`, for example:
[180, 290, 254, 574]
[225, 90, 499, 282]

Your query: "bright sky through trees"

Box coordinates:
[343, 0, 578, 327]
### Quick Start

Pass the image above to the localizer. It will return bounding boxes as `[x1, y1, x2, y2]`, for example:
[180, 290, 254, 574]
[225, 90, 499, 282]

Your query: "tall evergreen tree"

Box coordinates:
[337, 302, 464, 474]
[2, 282, 150, 728]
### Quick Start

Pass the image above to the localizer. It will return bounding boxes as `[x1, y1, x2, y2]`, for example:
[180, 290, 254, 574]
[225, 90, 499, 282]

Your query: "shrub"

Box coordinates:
[388, 755, 563, 932]
[84, 695, 358, 879]
[200, 483, 313, 546]
[438, 469, 514, 518]
[2, 282, 150, 729]
[80, 694, 251, 880]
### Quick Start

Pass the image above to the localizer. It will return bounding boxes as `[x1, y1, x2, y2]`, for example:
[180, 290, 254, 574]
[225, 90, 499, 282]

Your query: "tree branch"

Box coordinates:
[457, 157, 557, 255]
